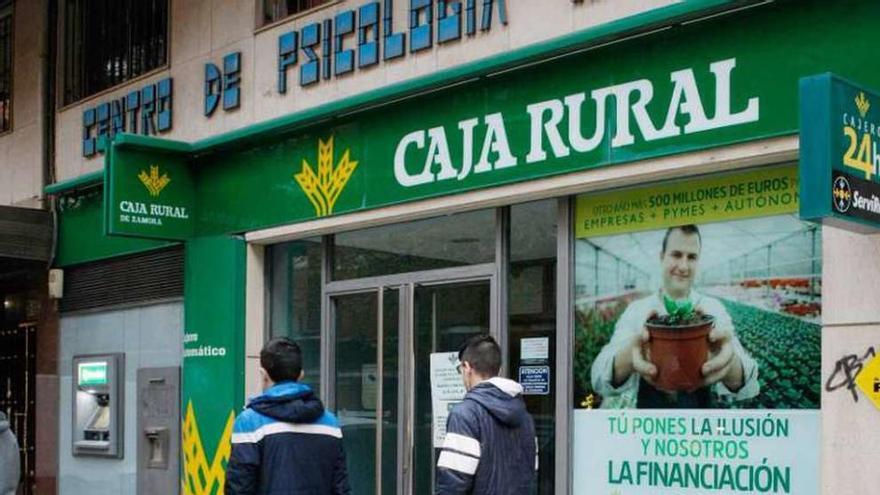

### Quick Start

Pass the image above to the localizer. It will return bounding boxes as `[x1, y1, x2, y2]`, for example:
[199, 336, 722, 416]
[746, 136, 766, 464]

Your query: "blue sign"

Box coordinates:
[205, 52, 242, 117]
[82, 78, 173, 157]
[277, 0, 508, 93]
[518, 366, 550, 395]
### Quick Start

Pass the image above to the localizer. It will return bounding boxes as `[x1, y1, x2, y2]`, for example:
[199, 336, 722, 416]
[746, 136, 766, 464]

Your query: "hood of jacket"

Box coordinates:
[247, 381, 325, 423]
[0, 412, 8, 434]
[465, 377, 528, 427]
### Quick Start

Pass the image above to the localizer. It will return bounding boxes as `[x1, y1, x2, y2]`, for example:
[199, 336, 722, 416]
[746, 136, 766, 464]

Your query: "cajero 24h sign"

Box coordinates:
[800, 74, 880, 233]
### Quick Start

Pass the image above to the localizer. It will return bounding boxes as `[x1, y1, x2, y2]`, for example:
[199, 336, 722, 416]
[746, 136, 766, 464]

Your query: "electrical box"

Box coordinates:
[72, 353, 124, 458]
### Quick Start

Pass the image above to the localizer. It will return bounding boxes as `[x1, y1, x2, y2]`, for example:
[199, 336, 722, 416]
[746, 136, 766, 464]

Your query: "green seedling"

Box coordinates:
[662, 294, 696, 325]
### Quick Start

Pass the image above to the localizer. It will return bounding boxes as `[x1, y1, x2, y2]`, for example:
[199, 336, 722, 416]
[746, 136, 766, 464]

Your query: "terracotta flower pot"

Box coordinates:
[645, 315, 714, 392]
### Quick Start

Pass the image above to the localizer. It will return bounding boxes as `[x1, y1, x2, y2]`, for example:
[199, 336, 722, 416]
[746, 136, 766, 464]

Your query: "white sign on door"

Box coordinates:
[430, 352, 467, 447]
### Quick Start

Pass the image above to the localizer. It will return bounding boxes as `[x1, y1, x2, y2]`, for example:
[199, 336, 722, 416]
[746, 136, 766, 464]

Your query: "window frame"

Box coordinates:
[254, 0, 340, 33]
[57, 0, 171, 109]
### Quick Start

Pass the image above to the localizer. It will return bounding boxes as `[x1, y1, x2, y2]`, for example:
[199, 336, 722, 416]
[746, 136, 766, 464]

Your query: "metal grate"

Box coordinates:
[262, 0, 332, 25]
[0, 4, 12, 133]
[62, 0, 168, 105]
[60, 246, 183, 313]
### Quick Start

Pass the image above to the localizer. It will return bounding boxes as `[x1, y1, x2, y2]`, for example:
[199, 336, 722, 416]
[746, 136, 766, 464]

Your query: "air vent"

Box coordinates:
[60, 246, 183, 312]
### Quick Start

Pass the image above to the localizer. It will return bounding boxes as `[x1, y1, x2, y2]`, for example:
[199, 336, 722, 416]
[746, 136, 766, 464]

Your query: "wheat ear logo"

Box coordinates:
[182, 401, 235, 495]
[293, 136, 358, 217]
[856, 92, 871, 118]
[138, 165, 171, 197]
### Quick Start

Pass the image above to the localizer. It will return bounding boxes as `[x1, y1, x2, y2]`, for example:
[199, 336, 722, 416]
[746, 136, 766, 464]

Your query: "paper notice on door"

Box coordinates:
[430, 352, 467, 447]
[520, 337, 549, 362]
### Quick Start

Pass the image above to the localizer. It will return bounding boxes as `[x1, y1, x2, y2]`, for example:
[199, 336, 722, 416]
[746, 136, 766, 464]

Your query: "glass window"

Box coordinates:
[260, 0, 333, 26]
[0, 2, 11, 132]
[332, 209, 495, 280]
[62, 0, 168, 104]
[509, 200, 556, 494]
[268, 238, 323, 392]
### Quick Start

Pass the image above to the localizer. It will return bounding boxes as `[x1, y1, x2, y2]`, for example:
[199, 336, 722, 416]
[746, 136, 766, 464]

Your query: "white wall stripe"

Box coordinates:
[437, 451, 479, 475]
[232, 422, 343, 444]
[442, 433, 481, 458]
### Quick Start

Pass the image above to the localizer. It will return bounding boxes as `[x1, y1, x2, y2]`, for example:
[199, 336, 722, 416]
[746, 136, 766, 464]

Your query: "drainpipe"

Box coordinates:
[42, 0, 57, 268]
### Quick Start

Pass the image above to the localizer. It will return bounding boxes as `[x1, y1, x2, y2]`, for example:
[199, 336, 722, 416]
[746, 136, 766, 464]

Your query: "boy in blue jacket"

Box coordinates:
[226, 337, 350, 494]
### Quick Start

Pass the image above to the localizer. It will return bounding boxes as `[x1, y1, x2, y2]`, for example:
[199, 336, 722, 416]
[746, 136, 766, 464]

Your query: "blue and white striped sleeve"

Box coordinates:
[225, 412, 261, 495]
[436, 407, 481, 494]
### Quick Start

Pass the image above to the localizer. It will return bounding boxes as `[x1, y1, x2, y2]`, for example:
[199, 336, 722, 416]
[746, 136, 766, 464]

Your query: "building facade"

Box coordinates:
[2, 0, 878, 494]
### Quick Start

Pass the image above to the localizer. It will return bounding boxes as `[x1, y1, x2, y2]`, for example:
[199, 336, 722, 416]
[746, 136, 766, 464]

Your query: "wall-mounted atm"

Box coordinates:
[72, 354, 124, 458]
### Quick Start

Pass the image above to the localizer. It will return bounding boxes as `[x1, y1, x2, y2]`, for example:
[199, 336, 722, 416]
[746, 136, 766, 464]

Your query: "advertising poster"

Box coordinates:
[430, 352, 467, 447]
[573, 165, 821, 494]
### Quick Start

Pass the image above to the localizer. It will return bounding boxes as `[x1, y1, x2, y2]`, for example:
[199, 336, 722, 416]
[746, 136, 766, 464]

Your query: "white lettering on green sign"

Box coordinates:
[78, 362, 108, 386]
[393, 58, 759, 187]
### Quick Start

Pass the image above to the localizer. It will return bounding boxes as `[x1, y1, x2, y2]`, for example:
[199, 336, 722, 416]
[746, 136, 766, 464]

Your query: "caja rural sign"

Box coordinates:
[104, 145, 194, 240]
[103, 2, 880, 241]
[800, 74, 880, 232]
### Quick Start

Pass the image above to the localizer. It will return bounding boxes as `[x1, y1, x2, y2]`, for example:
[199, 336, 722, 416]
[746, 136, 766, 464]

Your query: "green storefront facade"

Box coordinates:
[47, 1, 880, 493]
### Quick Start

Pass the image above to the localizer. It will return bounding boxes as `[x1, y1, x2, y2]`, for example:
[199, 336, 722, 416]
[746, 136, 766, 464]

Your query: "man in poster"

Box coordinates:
[591, 224, 759, 408]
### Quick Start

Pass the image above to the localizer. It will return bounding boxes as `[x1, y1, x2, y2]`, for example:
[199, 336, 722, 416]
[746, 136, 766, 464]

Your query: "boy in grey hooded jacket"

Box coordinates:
[0, 411, 20, 495]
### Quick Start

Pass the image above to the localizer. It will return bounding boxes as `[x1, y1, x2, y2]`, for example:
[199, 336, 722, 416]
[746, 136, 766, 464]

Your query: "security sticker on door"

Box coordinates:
[519, 366, 551, 395]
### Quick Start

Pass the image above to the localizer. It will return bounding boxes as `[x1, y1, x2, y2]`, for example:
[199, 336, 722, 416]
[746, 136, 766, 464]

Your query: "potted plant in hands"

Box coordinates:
[644, 295, 714, 392]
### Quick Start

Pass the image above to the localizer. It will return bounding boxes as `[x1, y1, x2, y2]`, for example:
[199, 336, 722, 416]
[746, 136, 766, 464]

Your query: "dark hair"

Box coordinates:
[661, 224, 701, 254]
[260, 337, 303, 383]
[458, 334, 501, 377]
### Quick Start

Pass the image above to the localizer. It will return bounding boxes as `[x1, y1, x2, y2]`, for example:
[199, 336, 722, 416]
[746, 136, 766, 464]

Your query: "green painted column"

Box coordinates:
[181, 235, 246, 495]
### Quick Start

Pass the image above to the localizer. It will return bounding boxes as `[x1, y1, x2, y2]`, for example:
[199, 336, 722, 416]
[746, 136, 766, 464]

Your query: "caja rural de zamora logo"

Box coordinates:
[138, 164, 171, 197]
[294, 136, 358, 217]
[856, 91, 870, 118]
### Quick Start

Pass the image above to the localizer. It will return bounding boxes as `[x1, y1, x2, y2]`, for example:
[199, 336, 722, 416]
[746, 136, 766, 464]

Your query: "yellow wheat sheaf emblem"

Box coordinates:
[182, 401, 235, 495]
[855, 92, 871, 118]
[294, 136, 358, 217]
[138, 165, 171, 197]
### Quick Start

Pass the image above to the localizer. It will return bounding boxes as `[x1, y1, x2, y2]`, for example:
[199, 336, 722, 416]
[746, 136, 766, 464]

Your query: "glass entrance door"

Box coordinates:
[333, 288, 400, 495]
[329, 270, 493, 495]
[412, 281, 490, 494]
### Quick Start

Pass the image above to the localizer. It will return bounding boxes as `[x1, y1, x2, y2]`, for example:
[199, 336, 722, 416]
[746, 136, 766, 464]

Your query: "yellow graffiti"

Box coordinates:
[138, 165, 171, 197]
[580, 394, 595, 410]
[294, 136, 358, 217]
[182, 401, 235, 495]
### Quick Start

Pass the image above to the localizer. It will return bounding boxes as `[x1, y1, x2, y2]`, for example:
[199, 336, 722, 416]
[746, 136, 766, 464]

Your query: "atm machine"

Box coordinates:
[72, 354, 124, 458]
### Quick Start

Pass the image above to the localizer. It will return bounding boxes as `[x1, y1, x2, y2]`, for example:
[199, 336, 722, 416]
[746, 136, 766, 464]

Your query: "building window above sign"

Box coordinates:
[62, 0, 169, 105]
[260, 0, 334, 27]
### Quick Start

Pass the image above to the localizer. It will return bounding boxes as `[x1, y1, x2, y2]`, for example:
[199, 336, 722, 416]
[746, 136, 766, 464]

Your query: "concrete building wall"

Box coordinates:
[0, 0, 46, 208]
[821, 227, 880, 495]
[54, 0, 677, 181]
[57, 302, 183, 495]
